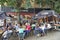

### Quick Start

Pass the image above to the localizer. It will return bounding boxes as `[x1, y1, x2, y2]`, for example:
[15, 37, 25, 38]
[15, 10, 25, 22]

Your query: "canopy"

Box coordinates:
[35, 10, 58, 18]
[0, 11, 7, 19]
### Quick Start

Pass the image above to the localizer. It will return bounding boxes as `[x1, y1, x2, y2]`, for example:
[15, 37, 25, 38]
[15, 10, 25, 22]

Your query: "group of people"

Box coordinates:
[14, 22, 52, 40]
[0, 22, 52, 40]
[1, 26, 13, 40]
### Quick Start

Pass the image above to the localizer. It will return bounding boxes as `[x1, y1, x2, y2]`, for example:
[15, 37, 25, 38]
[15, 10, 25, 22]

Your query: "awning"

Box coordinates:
[35, 10, 58, 18]
[0, 11, 7, 19]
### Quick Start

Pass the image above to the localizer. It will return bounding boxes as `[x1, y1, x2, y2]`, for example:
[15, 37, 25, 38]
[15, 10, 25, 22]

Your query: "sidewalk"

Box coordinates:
[9, 30, 60, 40]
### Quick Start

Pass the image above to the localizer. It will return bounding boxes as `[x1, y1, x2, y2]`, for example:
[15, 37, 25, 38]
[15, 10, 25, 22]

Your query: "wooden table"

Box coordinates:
[54, 24, 60, 26]
[0, 30, 4, 35]
[0, 30, 4, 38]
[54, 24, 60, 30]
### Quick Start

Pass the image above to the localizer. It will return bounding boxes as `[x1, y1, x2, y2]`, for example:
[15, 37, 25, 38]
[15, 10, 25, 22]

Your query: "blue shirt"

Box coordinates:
[15, 26, 20, 31]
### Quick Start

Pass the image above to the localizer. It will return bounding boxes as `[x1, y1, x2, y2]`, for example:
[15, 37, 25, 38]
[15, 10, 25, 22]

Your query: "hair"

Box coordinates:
[20, 23, 22, 26]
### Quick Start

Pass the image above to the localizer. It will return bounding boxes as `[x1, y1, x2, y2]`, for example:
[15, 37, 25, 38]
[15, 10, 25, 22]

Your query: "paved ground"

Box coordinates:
[1, 30, 60, 40]
[8, 30, 60, 40]
[25, 30, 60, 40]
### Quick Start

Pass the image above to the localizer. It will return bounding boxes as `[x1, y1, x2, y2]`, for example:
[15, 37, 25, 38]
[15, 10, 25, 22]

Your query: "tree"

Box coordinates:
[1, 0, 23, 23]
[35, 0, 60, 13]
[54, 0, 60, 13]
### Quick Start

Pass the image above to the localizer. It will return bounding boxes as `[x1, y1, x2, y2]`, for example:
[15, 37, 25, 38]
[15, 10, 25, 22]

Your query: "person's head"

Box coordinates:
[36, 23, 39, 27]
[16, 24, 17, 26]
[20, 26, 22, 28]
[20, 23, 22, 26]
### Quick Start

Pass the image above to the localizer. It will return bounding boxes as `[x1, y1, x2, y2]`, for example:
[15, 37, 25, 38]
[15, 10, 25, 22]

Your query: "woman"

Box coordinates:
[25, 23, 31, 36]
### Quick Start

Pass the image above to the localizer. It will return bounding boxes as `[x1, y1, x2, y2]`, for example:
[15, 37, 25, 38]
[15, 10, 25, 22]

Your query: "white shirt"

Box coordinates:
[8, 30, 12, 33]
[47, 24, 51, 29]
[2, 30, 8, 38]
[39, 25, 45, 30]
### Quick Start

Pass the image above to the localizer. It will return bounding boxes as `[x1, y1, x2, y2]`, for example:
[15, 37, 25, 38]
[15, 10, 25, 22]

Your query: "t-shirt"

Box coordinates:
[47, 24, 51, 29]
[8, 30, 12, 33]
[18, 28, 24, 33]
[35, 27, 40, 30]
[31, 24, 36, 29]
[2, 30, 8, 38]
[15, 26, 20, 31]
[26, 25, 31, 30]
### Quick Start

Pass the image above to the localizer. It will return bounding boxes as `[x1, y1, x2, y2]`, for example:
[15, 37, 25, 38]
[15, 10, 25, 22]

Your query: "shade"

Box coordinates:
[36, 10, 58, 18]
[0, 11, 7, 19]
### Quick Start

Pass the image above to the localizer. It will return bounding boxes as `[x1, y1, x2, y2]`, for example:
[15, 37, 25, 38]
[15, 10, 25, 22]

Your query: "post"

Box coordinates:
[46, 16, 48, 23]
[4, 19, 6, 27]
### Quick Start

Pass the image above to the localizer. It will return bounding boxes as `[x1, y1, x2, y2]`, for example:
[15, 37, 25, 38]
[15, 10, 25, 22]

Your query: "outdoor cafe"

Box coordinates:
[35, 10, 60, 30]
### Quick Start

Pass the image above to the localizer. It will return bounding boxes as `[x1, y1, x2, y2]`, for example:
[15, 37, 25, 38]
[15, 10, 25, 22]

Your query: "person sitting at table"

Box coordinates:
[2, 27, 8, 40]
[14, 24, 20, 36]
[43, 24, 48, 35]
[46, 23, 52, 29]
[34, 24, 43, 37]
[39, 23, 49, 35]
[39, 24, 45, 36]
[14, 24, 20, 31]
[18, 25, 25, 40]
[7, 27, 13, 38]
[24, 22, 31, 37]
[31, 23, 36, 30]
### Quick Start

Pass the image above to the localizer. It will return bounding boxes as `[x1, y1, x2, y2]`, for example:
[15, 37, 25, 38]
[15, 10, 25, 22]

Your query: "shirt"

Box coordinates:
[31, 24, 36, 27]
[2, 30, 8, 38]
[26, 25, 31, 30]
[47, 24, 51, 29]
[18, 28, 24, 33]
[8, 30, 12, 33]
[15, 25, 20, 31]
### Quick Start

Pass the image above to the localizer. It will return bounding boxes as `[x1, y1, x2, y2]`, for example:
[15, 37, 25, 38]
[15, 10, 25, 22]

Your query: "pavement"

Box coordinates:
[25, 30, 60, 40]
[1, 30, 60, 40]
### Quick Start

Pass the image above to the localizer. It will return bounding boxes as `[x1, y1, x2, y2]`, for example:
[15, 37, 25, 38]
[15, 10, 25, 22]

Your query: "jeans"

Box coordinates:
[24, 30, 30, 36]
[44, 28, 48, 34]
[19, 33, 24, 40]
[2, 37, 8, 40]
[34, 30, 39, 36]
[34, 28, 43, 36]
[16, 32, 19, 36]
[2, 38, 8, 40]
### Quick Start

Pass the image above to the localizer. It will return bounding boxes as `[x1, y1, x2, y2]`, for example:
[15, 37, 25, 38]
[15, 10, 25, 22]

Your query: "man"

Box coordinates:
[14, 24, 20, 36]
[2, 27, 8, 40]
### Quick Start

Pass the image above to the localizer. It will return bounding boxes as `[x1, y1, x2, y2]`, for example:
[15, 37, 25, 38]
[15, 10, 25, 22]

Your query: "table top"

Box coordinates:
[0, 30, 4, 35]
[54, 24, 60, 26]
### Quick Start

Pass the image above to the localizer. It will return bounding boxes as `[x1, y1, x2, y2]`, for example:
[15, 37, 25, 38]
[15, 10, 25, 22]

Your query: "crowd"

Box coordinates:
[0, 15, 53, 40]
[0, 22, 52, 40]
